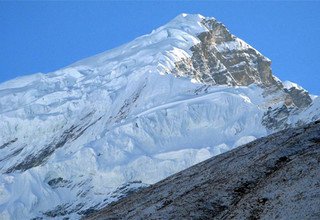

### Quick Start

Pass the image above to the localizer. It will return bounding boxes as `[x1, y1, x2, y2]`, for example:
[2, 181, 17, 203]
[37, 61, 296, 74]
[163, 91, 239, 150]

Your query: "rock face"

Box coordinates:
[173, 17, 313, 130]
[86, 120, 320, 220]
[174, 19, 278, 88]
[0, 14, 319, 219]
[285, 86, 313, 108]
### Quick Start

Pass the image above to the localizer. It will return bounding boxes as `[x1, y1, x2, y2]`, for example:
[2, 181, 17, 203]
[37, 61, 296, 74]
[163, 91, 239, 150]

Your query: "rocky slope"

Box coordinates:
[87, 120, 320, 220]
[0, 14, 319, 219]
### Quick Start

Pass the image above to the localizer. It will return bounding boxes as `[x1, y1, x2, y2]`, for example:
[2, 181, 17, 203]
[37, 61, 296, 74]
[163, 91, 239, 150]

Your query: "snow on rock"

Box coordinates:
[283, 80, 304, 91]
[0, 13, 318, 219]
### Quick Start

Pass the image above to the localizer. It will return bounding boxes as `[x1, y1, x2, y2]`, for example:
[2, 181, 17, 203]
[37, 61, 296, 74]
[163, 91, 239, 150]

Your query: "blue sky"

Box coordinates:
[0, 1, 319, 94]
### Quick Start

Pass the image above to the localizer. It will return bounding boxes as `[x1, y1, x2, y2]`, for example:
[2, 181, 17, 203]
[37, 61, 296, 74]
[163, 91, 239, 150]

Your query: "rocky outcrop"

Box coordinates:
[173, 19, 280, 88]
[173, 17, 313, 130]
[284, 86, 313, 108]
[0, 14, 318, 219]
[86, 120, 320, 220]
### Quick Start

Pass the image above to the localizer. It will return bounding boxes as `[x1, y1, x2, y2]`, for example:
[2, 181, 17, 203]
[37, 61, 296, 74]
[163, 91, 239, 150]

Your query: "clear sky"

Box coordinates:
[0, 1, 319, 94]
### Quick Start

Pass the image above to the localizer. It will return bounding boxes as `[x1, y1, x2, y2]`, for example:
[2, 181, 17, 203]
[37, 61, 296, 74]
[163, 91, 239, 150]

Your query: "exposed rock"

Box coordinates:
[173, 17, 313, 132]
[284, 87, 313, 108]
[86, 120, 320, 220]
[0, 14, 319, 219]
[0, 138, 18, 150]
[173, 19, 280, 88]
[47, 177, 71, 189]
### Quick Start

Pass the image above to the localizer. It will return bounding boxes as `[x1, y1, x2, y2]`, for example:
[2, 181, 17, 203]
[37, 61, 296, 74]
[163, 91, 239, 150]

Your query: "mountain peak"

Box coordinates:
[172, 13, 206, 21]
[69, 13, 209, 69]
[0, 13, 319, 219]
[69, 13, 272, 88]
[167, 16, 276, 87]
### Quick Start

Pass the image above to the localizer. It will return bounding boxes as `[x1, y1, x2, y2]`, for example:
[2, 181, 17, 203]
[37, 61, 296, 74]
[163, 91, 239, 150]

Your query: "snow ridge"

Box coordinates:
[0, 13, 319, 219]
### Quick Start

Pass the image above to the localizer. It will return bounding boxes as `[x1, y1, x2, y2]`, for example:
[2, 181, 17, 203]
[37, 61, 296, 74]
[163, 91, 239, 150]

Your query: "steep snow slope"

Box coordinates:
[87, 120, 320, 220]
[0, 14, 319, 219]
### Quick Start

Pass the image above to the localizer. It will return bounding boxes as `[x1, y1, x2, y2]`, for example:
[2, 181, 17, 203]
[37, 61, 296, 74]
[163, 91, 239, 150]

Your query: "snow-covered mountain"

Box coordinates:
[0, 13, 319, 219]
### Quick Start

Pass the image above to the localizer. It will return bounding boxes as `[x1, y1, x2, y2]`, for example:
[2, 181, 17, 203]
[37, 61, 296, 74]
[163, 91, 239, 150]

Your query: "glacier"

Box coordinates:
[0, 14, 319, 219]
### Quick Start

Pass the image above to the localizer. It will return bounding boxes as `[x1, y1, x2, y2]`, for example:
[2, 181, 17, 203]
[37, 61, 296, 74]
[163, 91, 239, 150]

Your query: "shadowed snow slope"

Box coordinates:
[87, 120, 320, 220]
[0, 14, 319, 219]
